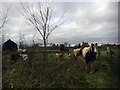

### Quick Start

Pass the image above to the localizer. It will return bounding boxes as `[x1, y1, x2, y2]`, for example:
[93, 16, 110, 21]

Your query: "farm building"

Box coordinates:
[2, 39, 18, 51]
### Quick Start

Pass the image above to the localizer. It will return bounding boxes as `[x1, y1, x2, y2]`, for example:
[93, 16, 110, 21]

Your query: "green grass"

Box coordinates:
[100, 50, 108, 57]
[2, 47, 120, 88]
[86, 71, 119, 88]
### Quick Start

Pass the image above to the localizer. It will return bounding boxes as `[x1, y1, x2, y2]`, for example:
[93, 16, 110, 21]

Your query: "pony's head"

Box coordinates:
[90, 43, 97, 58]
[90, 43, 97, 51]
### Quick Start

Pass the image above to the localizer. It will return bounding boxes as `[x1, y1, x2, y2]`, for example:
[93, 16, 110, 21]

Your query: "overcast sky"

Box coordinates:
[0, 1, 118, 45]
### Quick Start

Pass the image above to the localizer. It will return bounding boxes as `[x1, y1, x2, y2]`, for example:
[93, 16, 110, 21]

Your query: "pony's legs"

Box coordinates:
[73, 54, 77, 61]
[86, 62, 94, 73]
[90, 63, 93, 73]
[86, 63, 90, 73]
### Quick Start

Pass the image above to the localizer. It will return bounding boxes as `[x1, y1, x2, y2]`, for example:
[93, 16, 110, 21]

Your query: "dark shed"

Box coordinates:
[2, 39, 18, 51]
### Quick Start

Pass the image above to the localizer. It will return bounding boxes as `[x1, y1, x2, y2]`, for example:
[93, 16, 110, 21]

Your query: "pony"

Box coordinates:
[73, 43, 97, 73]
[57, 44, 70, 58]
[55, 52, 71, 58]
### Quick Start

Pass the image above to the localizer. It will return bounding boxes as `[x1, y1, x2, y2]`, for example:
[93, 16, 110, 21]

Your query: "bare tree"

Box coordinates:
[19, 32, 26, 48]
[0, 3, 10, 45]
[0, 6, 9, 29]
[19, 2, 65, 50]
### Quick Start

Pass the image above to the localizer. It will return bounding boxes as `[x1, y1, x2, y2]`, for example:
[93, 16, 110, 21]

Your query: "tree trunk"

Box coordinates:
[43, 37, 47, 83]
[43, 38, 47, 51]
[43, 38, 47, 61]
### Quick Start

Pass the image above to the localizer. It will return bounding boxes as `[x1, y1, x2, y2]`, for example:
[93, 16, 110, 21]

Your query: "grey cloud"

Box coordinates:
[1, 2, 118, 45]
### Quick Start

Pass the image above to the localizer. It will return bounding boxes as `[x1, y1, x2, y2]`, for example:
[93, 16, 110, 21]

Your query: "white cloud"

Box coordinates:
[90, 24, 103, 31]
[94, 2, 108, 13]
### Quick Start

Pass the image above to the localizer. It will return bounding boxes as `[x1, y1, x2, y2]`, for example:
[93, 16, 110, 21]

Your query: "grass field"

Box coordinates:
[2, 46, 120, 88]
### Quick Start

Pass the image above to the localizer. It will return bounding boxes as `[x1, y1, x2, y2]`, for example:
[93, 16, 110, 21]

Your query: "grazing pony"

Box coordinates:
[73, 43, 97, 73]
[56, 44, 70, 58]
[55, 52, 71, 58]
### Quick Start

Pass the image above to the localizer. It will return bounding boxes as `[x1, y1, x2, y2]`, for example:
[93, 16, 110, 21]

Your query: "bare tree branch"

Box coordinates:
[0, 7, 9, 29]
